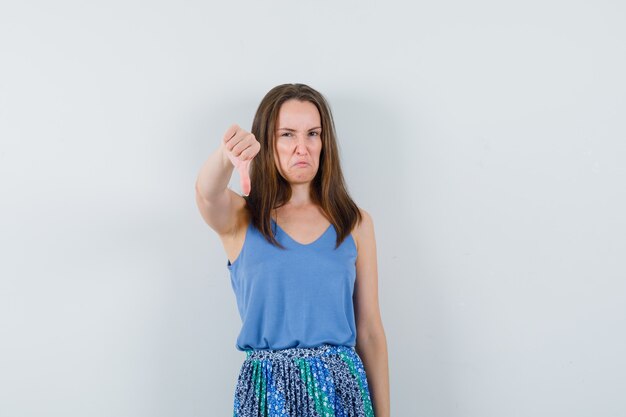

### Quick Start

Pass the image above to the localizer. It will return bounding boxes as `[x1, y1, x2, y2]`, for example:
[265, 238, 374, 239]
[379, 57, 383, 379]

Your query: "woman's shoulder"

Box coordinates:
[221, 194, 251, 242]
[351, 207, 375, 254]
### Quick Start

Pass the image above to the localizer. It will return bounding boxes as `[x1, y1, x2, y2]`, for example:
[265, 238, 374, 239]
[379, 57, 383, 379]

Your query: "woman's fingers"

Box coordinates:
[225, 128, 255, 158]
[230, 133, 255, 158]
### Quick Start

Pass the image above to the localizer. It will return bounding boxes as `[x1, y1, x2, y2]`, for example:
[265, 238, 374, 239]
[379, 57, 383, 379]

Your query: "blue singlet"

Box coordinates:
[227, 217, 358, 351]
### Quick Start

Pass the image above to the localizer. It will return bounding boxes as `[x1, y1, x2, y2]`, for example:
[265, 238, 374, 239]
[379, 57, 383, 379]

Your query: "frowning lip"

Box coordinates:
[293, 161, 309, 167]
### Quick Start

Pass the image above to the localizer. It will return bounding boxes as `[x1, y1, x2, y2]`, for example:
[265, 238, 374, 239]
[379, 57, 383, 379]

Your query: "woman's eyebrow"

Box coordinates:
[276, 127, 322, 131]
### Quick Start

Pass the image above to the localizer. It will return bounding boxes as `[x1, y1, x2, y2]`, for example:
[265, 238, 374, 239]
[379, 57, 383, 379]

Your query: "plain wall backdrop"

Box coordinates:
[1, 0, 625, 416]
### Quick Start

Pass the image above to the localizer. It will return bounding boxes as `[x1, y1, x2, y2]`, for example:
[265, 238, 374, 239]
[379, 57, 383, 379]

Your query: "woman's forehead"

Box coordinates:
[276, 100, 321, 128]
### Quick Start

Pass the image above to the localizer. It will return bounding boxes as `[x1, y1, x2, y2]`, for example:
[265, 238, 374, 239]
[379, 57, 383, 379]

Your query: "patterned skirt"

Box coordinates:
[233, 343, 375, 417]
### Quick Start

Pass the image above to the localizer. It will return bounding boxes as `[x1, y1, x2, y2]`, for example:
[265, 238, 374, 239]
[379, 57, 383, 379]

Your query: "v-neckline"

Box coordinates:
[271, 218, 332, 246]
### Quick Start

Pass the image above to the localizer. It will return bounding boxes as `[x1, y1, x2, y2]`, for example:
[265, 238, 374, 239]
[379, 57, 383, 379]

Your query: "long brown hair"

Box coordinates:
[243, 83, 362, 249]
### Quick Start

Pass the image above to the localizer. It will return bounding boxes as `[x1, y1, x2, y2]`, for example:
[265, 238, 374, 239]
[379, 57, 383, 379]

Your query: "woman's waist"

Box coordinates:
[244, 343, 355, 361]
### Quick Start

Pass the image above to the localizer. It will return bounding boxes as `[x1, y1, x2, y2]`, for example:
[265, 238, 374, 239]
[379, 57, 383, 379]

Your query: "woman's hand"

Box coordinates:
[221, 124, 260, 196]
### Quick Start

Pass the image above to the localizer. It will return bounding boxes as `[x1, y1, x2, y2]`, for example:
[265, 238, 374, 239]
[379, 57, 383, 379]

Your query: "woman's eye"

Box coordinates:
[281, 132, 292, 137]
[309, 131, 320, 136]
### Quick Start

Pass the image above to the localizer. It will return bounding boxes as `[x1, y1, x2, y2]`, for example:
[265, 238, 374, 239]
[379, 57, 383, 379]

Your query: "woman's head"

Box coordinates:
[246, 83, 361, 248]
[250, 83, 339, 190]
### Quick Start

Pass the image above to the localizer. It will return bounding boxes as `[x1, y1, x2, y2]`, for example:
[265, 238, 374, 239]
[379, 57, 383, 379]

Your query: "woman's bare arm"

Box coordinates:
[353, 208, 391, 417]
[194, 124, 259, 236]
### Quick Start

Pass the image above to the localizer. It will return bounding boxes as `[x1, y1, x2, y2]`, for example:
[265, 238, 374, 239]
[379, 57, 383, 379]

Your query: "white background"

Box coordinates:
[1, 0, 625, 416]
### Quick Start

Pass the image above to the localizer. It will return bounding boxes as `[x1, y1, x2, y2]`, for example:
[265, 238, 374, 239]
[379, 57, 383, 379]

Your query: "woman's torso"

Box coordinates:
[223, 199, 360, 351]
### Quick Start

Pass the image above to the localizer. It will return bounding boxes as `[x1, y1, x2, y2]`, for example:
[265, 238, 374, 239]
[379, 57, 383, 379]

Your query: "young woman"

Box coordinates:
[195, 83, 390, 417]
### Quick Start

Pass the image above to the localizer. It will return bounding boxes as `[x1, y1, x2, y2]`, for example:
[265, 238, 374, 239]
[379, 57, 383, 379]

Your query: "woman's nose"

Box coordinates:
[294, 136, 308, 154]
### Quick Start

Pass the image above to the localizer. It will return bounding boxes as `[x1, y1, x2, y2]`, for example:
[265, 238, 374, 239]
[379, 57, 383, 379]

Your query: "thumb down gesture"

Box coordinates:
[222, 124, 260, 196]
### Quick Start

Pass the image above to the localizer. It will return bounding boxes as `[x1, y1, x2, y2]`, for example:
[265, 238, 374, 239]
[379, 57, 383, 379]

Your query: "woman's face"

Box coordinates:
[273, 99, 323, 185]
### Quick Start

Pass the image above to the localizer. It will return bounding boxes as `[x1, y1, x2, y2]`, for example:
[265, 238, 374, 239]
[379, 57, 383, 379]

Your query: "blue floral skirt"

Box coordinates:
[233, 343, 375, 417]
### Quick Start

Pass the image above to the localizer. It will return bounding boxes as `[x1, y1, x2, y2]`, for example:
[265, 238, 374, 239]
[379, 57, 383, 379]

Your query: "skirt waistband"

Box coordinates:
[244, 343, 355, 361]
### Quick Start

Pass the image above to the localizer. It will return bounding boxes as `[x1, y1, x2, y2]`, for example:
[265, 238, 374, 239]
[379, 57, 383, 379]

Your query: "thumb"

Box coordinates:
[238, 159, 251, 196]
[226, 152, 252, 196]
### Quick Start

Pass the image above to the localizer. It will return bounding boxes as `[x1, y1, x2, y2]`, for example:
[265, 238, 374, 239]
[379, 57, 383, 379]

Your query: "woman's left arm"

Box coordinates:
[353, 208, 390, 417]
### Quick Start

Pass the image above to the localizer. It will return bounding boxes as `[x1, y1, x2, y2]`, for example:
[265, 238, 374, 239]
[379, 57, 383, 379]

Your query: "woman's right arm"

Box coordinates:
[194, 124, 259, 237]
